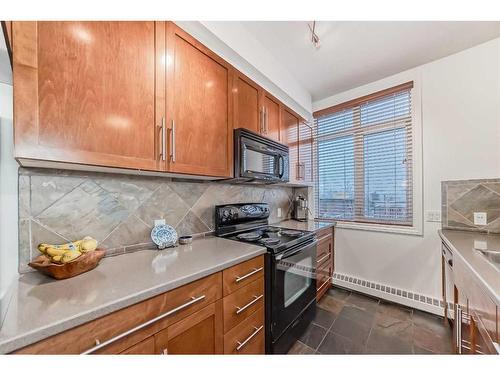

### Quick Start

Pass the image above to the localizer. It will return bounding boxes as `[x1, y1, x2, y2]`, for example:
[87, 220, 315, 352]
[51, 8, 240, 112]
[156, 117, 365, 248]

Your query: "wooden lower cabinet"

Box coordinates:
[14, 255, 265, 355]
[154, 301, 223, 355]
[224, 308, 265, 354]
[316, 227, 335, 302]
[120, 337, 156, 355]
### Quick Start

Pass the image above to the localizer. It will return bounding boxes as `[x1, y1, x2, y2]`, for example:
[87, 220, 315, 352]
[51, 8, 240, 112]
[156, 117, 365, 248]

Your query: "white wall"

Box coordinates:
[313, 38, 500, 309]
[176, 21, 312, 120]
[0, 80, 17, 320]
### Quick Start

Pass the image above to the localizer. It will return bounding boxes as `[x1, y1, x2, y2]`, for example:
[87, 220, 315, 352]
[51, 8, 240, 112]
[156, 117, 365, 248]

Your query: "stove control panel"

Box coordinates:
[215, 203, 270, 230]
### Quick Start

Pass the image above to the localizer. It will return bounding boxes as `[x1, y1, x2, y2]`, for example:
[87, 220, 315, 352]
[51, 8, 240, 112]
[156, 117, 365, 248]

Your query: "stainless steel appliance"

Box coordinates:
[293, 194, 308, 221]
[231, 129, 289, 184]
[215, 203, 317, 354]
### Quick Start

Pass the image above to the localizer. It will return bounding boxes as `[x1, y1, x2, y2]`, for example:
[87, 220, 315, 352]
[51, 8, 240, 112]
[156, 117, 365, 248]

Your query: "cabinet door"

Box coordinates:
[233, 72, 262, 134]
[280, 107, 299, 182]
[262, 93, 280, 142]
[13, 21, 164, 171]
[120, 337, 156, 355]
[166, 23, 232, 178]
[154, 301, 223, 355]
[298, 121, 314, 183]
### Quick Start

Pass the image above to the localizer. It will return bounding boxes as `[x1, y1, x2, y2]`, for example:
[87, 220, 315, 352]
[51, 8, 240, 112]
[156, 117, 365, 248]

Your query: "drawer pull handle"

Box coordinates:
[236, 294, 263, 315]
[317, 278, 330, 292]
[81, 295, 206, 354]
[235, 267, 263, 283]
[236, 325, 264, 351]
[317, 254, 330, 264]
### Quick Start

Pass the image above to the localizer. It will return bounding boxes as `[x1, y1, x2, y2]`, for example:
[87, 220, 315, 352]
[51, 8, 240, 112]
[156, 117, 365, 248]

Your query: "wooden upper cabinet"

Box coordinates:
[13, 21, 164, 171]
[165, 23, 232, 178]
[262, 92, 280, 142]
[233, 72, 261, 134]
[298, 121, 314, 183]
[280, 107, 299, 182]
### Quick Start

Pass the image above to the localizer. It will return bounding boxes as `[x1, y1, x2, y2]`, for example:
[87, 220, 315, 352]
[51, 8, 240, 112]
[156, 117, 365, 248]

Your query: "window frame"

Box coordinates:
[312, 73, 423, 236]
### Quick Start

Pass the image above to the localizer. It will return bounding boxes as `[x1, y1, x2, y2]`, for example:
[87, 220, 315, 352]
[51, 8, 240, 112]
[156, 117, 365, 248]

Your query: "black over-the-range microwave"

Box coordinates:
[230, 128, 289, 184]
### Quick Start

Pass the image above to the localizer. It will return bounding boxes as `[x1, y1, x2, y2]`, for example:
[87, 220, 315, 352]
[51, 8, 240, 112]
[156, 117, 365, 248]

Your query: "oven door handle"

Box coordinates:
[275, 240, 318, 260]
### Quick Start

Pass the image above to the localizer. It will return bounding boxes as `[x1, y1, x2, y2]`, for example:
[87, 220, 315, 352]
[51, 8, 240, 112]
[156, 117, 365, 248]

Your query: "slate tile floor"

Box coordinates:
[288, 287, 453, 354]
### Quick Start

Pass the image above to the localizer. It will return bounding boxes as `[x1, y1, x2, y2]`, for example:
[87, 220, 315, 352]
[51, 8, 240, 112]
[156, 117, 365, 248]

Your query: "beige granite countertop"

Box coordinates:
[439, 229, 499, 305]
[0, 236, 266, 354]
[278, 219, 336, 233]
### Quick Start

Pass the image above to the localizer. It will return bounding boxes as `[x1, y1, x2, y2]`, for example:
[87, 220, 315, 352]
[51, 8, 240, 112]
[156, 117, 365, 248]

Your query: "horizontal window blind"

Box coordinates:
[314, 82, 413, 226]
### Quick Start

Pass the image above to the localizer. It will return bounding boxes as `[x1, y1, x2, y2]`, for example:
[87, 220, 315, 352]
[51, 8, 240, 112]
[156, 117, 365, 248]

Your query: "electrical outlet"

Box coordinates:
[154, 219, 166, 227]
[277, 208, 282, 218]
[425, 210, 441, 222]
[473, 212, 487, 226]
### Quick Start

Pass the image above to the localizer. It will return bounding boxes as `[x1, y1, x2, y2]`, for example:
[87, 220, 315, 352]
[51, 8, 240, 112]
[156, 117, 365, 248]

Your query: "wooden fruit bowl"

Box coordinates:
[28, 249, 106, 280]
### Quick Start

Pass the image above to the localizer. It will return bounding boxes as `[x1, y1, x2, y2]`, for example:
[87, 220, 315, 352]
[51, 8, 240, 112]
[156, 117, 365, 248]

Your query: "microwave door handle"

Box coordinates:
[277, 155, 285, 178]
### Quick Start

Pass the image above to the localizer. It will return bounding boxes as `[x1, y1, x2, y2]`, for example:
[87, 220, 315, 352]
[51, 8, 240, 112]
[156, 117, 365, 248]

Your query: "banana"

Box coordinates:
[37, 240, 83, 254]
[61, 250, 82, 264]
[46, 247, 68, 257]
[81, 237, 98, 253]
[52, 255, 63, 263]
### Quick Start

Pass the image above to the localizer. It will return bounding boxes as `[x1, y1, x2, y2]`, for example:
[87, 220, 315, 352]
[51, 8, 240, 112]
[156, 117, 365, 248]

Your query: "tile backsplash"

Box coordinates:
[18, 168, 294, 272]
[441, 178, 500, 233]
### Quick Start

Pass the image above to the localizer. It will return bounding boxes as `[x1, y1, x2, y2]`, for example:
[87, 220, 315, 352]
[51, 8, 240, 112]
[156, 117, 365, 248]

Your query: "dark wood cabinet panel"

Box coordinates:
[166, 23, 232, 178]
[13, 21, 163, 171]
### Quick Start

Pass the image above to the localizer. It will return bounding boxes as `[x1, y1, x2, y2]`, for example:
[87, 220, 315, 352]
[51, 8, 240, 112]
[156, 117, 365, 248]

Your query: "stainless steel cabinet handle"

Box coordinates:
[260, 106, 264, 133]
[317, 253, 330, 264]
[493, 342, 500, 354]
[236, 294, 263, 315]
[235, 267, 263, 283]
[264, 107, 268, 134]
[236, 325, 263, 351]
[456, 304, 462, 354]
[317, 278, 330, 291]
[81, 295, 206, 354]
[159, 117, 166, 161]
[171, 120, 176, 162]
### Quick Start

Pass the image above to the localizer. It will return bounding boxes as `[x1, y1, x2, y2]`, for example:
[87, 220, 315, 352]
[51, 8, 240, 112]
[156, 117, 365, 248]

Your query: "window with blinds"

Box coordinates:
[314, 82, 413, 226]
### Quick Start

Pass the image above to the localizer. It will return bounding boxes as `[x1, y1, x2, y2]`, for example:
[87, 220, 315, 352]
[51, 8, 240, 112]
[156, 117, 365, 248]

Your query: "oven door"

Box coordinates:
[240, 136, 288, 182]
[271, 240, 317, 341]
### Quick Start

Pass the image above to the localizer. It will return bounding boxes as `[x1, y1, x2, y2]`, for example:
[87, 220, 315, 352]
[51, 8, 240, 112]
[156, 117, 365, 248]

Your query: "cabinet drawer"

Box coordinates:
[15, 272, 222, 354]
[316, 227, 333, 240]
[316, 234, 333, 258]
[316, 250, 332, 269]
[223, 278, 264, 333]
[161, 272, 222, 328]
[120, 336, 155, 355]
[223, 255, 264, 296]
[224, 307, 264, 354]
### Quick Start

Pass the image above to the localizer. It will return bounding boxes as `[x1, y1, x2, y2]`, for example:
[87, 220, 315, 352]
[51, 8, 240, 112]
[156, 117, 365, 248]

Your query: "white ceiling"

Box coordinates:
[238, 21, 500, 102]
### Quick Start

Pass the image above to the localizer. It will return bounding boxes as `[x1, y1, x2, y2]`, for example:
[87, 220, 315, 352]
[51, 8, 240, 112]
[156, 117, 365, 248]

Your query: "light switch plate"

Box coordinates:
[474, 240, 488, 250]
[473, 212, 487, 226]
[277, 208, 282, 218]
[425, 210, 441, 222]
[154, 219, 166, 227]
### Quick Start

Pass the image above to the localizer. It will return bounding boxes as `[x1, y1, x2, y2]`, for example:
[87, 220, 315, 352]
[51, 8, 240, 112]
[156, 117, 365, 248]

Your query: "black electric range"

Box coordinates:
[215, 203, 318, 354]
